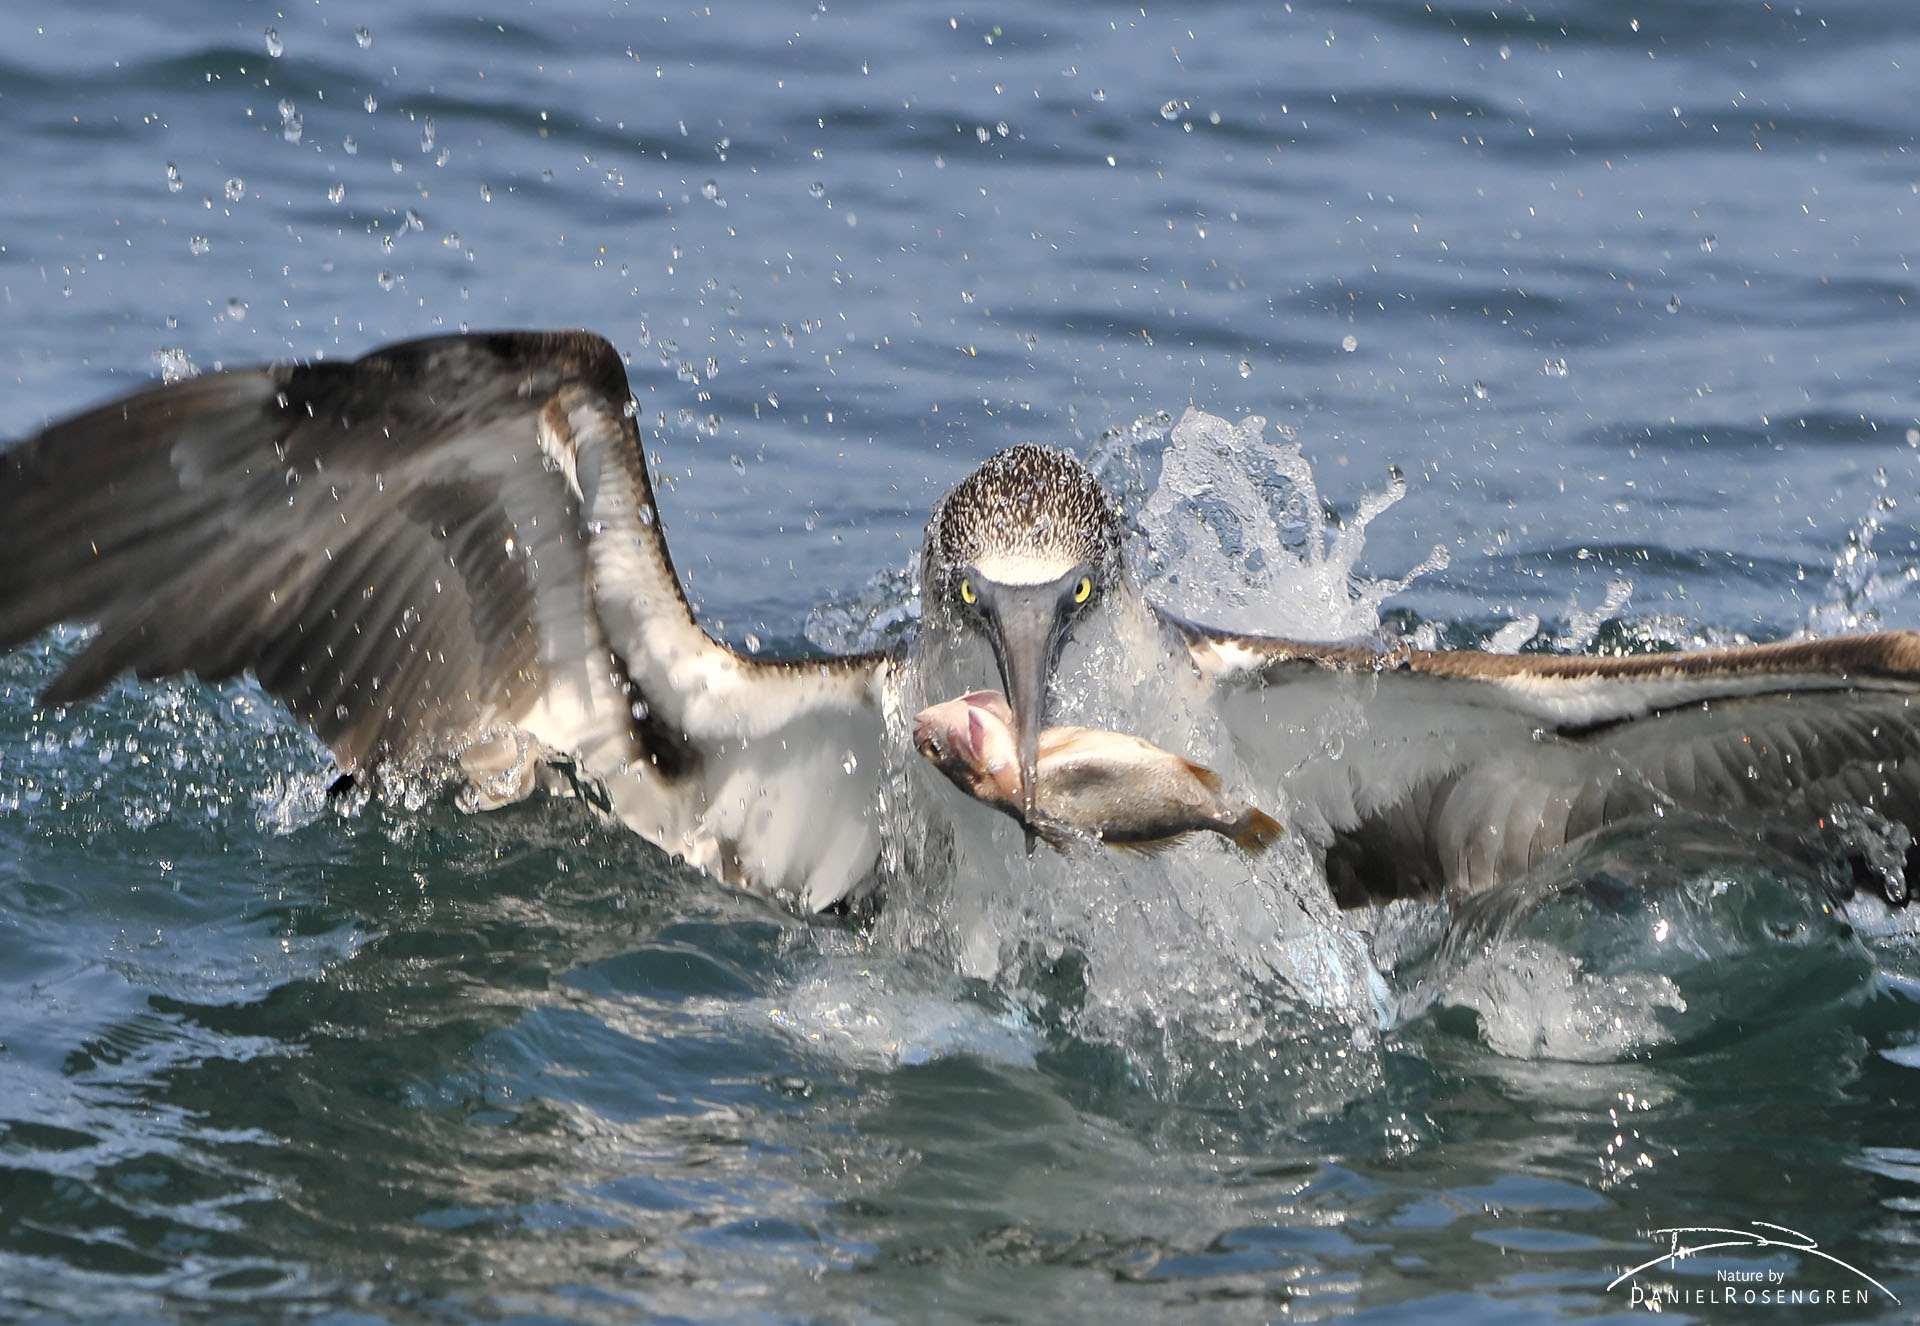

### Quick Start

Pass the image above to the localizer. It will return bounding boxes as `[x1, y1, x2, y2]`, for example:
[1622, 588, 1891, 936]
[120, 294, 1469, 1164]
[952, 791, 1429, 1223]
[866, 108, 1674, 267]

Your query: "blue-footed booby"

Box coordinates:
[5, 330, 1920, 912]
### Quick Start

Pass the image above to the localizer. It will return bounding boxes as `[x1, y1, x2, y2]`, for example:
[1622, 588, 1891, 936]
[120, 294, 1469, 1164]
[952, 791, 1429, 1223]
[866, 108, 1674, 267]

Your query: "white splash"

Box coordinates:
[1806, 490, 1920, 636]
[750, 940, 1040, 1070]
[1135, 408, 1447, 638]
[1423, 940, 1688, 1061]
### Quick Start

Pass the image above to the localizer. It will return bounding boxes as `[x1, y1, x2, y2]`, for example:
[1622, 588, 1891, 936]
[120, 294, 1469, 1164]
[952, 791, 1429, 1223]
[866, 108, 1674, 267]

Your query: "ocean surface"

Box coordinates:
[4, 1, 1920, 1320]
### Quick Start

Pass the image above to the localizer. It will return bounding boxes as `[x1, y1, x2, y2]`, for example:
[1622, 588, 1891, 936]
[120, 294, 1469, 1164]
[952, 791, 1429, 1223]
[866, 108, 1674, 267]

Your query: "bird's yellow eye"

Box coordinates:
[1073, 576, 1093, 604]
[959, 577, 977, 605]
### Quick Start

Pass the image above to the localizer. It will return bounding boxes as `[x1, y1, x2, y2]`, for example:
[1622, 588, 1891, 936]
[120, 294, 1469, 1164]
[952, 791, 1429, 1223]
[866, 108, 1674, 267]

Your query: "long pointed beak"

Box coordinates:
[984, 587, 1063, 827]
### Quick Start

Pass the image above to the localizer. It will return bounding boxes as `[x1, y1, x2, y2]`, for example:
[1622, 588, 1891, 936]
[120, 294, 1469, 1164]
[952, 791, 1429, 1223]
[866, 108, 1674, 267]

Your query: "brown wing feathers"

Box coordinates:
[0, 332, 627, 770]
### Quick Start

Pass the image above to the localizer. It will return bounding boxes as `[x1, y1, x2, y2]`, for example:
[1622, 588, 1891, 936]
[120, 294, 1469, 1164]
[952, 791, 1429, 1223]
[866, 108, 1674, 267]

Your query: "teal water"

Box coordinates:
[5, 2, 1920, 1320]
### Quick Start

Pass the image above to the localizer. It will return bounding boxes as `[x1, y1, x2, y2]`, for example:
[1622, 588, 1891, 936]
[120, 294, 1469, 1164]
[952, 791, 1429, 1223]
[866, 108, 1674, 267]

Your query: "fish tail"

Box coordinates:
[1229, 806, 1285, 856]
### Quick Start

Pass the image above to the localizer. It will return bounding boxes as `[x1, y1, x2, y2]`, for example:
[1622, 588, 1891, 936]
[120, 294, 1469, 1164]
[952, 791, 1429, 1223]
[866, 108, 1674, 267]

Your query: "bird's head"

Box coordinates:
[921, 444, 1124, 823]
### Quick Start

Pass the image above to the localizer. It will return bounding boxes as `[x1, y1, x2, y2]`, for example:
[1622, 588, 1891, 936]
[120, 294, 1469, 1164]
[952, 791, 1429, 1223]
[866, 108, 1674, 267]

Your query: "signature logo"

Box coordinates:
[1608, 1221, 1898, 1310]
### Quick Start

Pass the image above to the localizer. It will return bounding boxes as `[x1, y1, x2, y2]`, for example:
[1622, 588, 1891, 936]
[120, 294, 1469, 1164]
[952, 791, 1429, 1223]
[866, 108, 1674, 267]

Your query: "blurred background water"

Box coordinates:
[4, 1, 1920, 1320]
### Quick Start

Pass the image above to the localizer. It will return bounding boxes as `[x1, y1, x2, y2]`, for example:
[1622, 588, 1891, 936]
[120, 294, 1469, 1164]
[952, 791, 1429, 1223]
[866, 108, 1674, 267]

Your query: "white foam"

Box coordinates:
[1136, 408, 1447, 638]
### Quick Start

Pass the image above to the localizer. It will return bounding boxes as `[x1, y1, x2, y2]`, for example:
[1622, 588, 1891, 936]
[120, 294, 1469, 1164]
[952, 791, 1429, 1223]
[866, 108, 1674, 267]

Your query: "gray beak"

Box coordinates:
[982, 584, 1067, 832]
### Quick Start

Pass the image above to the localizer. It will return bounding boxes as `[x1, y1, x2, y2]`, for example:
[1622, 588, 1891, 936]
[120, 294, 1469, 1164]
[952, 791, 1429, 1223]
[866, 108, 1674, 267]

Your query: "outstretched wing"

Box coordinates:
[0, 331, 888, 909]
[1164, 610, 1920, 904]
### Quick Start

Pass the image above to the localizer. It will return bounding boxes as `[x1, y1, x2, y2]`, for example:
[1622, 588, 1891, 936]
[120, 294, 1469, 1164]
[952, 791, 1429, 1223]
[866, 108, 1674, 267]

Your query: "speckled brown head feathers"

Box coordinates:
[922, 445, 1123, 592]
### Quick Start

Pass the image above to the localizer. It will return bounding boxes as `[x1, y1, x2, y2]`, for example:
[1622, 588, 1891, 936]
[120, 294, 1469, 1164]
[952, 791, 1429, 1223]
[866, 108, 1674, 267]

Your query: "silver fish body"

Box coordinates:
[911, 690, 1283, 856]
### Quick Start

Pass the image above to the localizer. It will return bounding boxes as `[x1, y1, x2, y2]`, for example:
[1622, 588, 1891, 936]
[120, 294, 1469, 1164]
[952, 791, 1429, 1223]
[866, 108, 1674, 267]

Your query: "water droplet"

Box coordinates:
[1160, 99, 1184, 120]
[480, 184, 492, 202]
[1092, 88, 1107, 102]
[355, 26, 373, 49]
[152, 347, 197, 383]
[1340, 333, 1358, 353]
[743, 633, 762, 654]
[404, 208, 424, 232]
[226, 298, 247, 321]
[224, 178, 244, 202]
[376, 270, 397, 291]
[1238, 358, 1253, 379]
[502, 537, 517, 558]
[343, 135, 358, 156]
[1666, 294, 1681, 313]
[421, 117, 435, 153]
[364, 93, 378, 113]
[264, 27, 284, 58]
[841, 751, 859, 775]
[188, 235, 211, 256]
[1699, 233, 1718, 253]
[279, 99, 303, 144]
[327, 181, 346, 204]
[1472, 380, 1491, 401]
[1543, 355, 1570, 377]
[1498, 43, 1511, 60]
[165, 314, 179, 330]
[730, 454, 747, 475]
[808, 181, 826, 199]
[165, 163, 183, 193]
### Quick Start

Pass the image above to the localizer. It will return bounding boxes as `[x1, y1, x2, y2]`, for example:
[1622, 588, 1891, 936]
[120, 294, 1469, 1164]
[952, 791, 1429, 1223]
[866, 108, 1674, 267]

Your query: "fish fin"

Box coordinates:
[1229, 806, 1286, 857]
[1179, 758, 1223, 793]
[1023, 812, 1077, 855]
[1107, 834, 1184, 858]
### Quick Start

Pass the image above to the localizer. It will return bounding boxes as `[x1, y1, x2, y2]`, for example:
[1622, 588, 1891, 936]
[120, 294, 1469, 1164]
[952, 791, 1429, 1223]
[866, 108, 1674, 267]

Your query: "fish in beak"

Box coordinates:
[911, 690, 1283, 857]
